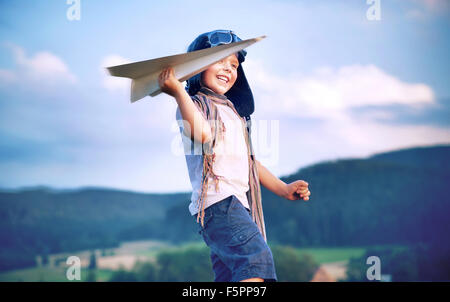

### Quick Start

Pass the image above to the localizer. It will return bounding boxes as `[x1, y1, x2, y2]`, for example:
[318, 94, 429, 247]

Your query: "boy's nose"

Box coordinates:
[223, 64, 232, 72]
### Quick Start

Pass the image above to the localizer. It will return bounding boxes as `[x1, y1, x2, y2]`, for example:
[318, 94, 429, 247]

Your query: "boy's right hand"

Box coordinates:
[158, 67, 184, 98]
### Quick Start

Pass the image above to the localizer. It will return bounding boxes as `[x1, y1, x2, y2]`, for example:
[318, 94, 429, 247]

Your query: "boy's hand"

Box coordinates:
[158, 67, 184, 97]
[284, 180, 310, 201]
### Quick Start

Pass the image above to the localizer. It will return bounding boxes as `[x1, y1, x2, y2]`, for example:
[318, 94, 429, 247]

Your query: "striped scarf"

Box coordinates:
[193, 87, 267, 241]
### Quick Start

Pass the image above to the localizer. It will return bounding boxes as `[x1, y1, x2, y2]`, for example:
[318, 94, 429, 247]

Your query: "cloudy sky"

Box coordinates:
[0, 0, 449, 193]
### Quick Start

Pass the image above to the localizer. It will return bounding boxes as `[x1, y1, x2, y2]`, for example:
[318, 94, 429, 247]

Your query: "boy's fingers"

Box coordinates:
[297, 188, 310, 198]
[297, 183, 308, 190]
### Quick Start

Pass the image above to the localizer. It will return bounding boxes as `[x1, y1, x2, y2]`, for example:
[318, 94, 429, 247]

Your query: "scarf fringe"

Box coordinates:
[192, 93, 267, 241]
[196, 152, 225, 227]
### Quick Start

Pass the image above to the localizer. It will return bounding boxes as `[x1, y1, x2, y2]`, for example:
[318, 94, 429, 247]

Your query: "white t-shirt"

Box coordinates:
[176, 101, 250, 216]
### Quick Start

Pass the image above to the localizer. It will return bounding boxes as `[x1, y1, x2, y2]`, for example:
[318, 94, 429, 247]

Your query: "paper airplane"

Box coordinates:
[106, 35, 266, 103]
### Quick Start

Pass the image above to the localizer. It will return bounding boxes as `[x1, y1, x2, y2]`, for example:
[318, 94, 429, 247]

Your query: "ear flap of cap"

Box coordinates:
[225, 65, 254, 117]
[185, 73, 202, 96]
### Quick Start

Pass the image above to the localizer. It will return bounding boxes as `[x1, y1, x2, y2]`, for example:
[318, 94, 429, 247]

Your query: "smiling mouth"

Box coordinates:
[216, 75, 229, 84]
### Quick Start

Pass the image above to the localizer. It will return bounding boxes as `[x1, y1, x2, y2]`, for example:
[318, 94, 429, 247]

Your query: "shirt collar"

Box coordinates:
[199, 86, 228, 100]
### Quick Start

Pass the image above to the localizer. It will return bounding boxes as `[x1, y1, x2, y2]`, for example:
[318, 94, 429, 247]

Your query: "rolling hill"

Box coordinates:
[1, 144, 449, 271]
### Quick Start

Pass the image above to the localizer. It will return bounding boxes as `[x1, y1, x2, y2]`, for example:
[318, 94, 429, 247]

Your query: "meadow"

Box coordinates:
[0, 240, 379, 282]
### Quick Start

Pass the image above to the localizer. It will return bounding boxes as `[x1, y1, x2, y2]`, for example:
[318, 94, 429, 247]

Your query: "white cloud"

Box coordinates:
[268, 113, 450, 177]
[244, 59, 435, 119]
[100, 54, 131, 93]
[0, 69, 17, 83]
[418, 0, 450, 11]
[242, 59, 449, 176]
[2, 43, 77, 85]
[406, 0, 450, 19]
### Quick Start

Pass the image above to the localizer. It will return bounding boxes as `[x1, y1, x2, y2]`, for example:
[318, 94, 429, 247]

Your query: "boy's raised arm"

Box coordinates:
[159, 67, 212, 144]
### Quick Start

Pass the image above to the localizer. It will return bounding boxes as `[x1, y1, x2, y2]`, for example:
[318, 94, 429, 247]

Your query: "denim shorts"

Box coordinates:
[195, 195, 277, 282]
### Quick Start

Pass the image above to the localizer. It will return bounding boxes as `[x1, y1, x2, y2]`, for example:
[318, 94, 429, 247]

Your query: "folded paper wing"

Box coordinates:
[106, 35, 266, 103]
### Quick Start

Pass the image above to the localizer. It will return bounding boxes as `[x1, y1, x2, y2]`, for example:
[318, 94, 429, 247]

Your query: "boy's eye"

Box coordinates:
[219, 60, 238, 69]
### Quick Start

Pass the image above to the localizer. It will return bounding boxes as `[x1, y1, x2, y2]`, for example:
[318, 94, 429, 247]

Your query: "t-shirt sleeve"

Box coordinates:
[175, 106, 186, 137]
[175, 95, 207, 140]
[190, 95, 208, 120]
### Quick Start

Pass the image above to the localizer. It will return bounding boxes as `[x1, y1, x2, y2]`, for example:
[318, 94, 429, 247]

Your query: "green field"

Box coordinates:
[294, 247, 367, 264]
[291, 244, 407, 264]
[0, 242, 404, 281]
[0, 266, 115, 282]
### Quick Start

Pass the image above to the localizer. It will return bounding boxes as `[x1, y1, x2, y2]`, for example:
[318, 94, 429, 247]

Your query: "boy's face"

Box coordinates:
[201, 53, 239, 95]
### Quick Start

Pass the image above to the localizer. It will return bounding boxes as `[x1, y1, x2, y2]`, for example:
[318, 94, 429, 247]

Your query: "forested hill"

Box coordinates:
[263, 144, 450, 247]
[1, 144, 449, 270]
[368, 144, 450, 171]
[0, 189, 189, 270]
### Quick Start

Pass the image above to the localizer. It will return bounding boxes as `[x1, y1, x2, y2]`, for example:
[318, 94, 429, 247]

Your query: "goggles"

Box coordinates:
[205, 30, 247, 60]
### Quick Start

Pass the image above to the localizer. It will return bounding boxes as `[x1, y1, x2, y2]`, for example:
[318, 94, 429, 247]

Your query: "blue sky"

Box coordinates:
[0, 0, 449, 193]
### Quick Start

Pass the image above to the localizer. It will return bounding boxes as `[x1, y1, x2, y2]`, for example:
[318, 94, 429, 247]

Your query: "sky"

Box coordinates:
[0, 0, 449, 193]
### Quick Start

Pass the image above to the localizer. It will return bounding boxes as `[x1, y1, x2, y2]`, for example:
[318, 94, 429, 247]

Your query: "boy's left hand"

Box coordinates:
[284, 180, 310, 201]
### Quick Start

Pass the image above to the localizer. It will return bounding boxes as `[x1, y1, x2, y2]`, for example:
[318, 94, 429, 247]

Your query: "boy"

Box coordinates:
[159, 30, 311, 282]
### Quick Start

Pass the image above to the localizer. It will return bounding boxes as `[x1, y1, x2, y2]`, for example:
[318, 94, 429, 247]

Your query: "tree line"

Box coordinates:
[0, 145, 449, 274]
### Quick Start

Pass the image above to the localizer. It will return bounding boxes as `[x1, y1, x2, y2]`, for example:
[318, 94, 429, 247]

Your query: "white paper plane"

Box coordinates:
[106, 35, 266, 103]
